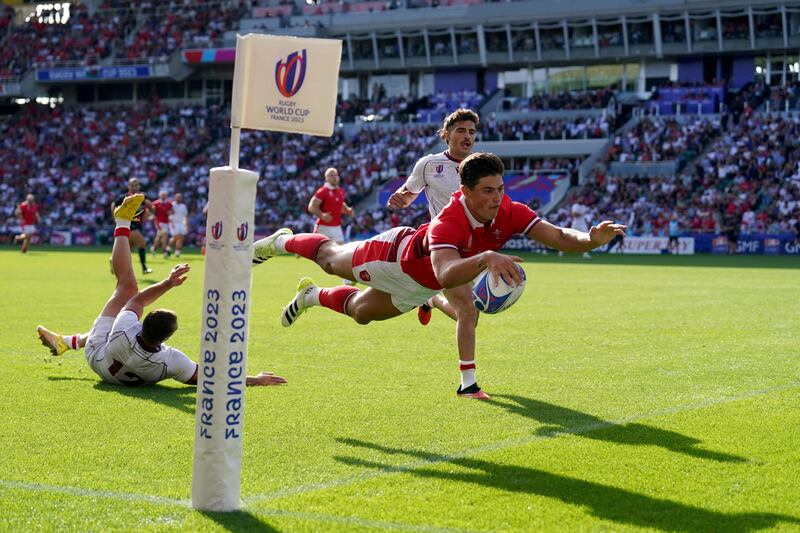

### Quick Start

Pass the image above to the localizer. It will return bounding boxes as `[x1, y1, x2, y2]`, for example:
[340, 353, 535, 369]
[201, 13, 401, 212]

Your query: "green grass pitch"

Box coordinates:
[0, 246, 798, 532]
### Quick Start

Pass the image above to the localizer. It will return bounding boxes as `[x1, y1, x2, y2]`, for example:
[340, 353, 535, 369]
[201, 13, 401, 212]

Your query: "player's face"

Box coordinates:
[129, 179, 140, 193]
[445, 120, 476, 160]
[325, 170, 339, 187]
[462, 174, 504, 224]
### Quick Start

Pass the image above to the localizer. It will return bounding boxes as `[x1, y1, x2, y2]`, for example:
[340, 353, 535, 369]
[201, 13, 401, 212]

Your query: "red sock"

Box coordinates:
[285, 234, 329, 261]
[319, 286, 359, 315]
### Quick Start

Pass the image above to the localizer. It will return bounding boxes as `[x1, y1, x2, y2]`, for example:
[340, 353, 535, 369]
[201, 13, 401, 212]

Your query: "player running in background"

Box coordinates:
[37, 194, 286, 388]
[386, 108, 479, 327]
[111, 178, 152, 275]
[306, 167, 354, 284]
[14, 193, 41, 254]
[167, 192, 188, 258]
[150, 190, 172, 257]
[254, 153, 625, 399]
[560, 199, 592, 259]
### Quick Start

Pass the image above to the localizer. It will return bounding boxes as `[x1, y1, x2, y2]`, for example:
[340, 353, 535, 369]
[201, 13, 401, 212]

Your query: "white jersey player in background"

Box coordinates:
[387, 108, 478, 323]
[167, 192, 189, 258]
[37, 194, 285, 388]
[560, 200, 592, 259]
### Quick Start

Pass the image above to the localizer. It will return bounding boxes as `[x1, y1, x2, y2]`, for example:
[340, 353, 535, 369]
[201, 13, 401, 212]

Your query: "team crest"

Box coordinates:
[359, 270, 371, 282]
[236, 222, 248, 241]
[211, 221, 223, 240]
[492, 228, 502, 240]
[435, 164, 444, 174]
[275, 49, 307, 98]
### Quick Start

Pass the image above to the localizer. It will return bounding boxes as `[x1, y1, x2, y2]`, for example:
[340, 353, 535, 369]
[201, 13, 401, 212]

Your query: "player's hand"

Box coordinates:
[248, 372, 287, 386]
[589, 221, 627, 248]
[167, 263, 190, 287]
[321, 212, 333, 222]
[387, 190, 413, 210]
[482, 251, 524, 287]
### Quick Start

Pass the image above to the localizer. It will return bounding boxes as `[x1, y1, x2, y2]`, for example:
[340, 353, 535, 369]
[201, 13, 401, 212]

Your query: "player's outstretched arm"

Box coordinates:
[386, 186, 419, 210]
[124, 263, 190, 316]
[432, 248, 524, 289]
[528, 220, 627, 253]
[183, 369, 286, 386]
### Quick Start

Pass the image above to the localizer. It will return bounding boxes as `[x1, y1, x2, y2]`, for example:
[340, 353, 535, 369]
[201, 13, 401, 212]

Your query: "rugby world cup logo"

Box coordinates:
[435, 164, 444, 174]
[211, 221, 223, 240]
[236, 222, 248, 241]
[275, 49, 307, 98]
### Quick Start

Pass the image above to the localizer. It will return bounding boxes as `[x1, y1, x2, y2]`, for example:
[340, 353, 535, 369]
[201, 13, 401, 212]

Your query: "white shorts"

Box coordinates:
[84, 315, 116, 374]
[351, 227, 438, 313]
[22, 224, 36, 235]
[314, 223, 345, 244]
[170, 223, 186, 237]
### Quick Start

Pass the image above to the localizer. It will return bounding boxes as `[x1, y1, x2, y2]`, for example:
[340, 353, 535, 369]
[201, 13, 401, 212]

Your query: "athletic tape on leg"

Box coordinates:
[192, 167, 258, 511]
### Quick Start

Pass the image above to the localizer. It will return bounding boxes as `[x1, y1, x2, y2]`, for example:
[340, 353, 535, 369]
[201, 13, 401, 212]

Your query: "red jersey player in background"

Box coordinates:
[308, 167, 353, 244]
[151, 190, 173, 257]
[14, 193, 41, 254]
[111, 177, 152, 275]
[253, 153, 626, 399]
[307, 167, 355, 285]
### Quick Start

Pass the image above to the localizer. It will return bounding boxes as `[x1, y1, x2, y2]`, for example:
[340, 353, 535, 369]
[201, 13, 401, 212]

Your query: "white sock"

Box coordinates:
[302, 286, 320, 307]
[425, 297, 435, 307]
[274, 234, 288, 253]
[62, 335, 77, 351]
[459, 360, 476, 390]
[115, 219, 131, 229]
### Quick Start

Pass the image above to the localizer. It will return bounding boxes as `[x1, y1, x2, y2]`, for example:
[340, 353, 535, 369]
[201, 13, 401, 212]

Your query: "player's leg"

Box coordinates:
[280, 278, 403, 327]
[103, 195, 144, 317]
[129, 230, 151, 274]
[253, 228, 357, 282]
[37, 326, 87, 356]
[443, 284, 489, 400]
[174, 234, 184, 257]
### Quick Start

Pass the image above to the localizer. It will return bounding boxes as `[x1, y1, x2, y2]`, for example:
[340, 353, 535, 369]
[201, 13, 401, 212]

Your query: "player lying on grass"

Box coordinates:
[37, 194, 286, 388]
[253, 152, 625, 400]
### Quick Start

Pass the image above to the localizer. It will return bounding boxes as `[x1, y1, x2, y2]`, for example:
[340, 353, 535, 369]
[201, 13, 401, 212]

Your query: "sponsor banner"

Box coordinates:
[711, 236, 730, 254]
[764, 238, 782, 255]
[619, 236, 695, 255]
[72, 232, 94, 245]
[183, 48, 236, 65]
[37, 65, 152, 82]
[49, 230, 72, 246]
[783, 240, 800, 255]
[192, 167, 258, 511]
[0, 81, 22, 96]
[502, 235, 534, 252]
[231, 34, 341, 136]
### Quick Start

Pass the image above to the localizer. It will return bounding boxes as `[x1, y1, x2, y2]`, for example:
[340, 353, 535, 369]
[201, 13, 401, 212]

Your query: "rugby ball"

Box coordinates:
[472, 265, 526, 314]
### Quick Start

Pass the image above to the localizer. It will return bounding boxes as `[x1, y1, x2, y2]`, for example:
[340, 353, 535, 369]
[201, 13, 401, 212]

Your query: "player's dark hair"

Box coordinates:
[141, 309, 178, 345]
[459, 152, 505, 189]
[438, 108, 479, 140]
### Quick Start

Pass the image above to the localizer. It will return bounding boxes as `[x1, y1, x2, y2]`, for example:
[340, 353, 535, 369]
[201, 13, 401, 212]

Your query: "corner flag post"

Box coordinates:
[191, 34, 341, 512]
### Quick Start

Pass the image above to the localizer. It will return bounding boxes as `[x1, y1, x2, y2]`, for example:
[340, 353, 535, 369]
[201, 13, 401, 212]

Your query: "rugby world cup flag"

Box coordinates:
[231, 34, 341, 136]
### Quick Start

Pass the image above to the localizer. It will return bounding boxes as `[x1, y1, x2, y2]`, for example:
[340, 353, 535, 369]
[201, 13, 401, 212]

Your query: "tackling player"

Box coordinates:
[253, 153, 625, 399]
[37, 194, 286, 388]
[14, 193, 41, 254]
[111, 178, 152, 275]
[387, 108, 478, 327]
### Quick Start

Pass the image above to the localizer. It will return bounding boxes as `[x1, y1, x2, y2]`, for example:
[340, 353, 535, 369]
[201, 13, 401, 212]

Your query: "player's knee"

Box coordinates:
[348, 302, 373, 325]
[116, 279, 138, 299]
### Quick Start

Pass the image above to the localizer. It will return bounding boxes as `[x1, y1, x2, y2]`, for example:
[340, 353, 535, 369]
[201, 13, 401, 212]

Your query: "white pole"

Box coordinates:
[230, 127, 241, 170]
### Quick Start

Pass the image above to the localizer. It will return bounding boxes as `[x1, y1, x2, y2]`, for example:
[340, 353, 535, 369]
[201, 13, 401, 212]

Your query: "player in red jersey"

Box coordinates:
[14, 193, 41, 253]
[253, 153, 626, 399]
[308, 167, 353, 244]
[150, 190, 173, 257]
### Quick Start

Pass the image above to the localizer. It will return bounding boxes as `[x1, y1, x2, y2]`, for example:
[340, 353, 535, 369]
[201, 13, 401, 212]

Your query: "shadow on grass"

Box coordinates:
[521, 252, 800, 270]
[334, 438, 800, 532]
[491, 394, 746, 463]
[201, 510, 280, 532]
[91, 381, 196, 415]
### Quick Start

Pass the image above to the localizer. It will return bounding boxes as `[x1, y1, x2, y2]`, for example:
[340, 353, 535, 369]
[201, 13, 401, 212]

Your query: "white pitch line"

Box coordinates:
[2, 381, 798, 527]
[245, 380, 800, 504]
[0, 480, 469, 533]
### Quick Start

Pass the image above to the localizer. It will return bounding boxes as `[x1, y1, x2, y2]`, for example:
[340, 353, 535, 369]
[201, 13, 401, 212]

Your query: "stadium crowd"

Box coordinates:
[479, 115, 610, 140]
[552, 113, 800, 242]
[608, 116, 721, 162]
[503, 88, 614, 111]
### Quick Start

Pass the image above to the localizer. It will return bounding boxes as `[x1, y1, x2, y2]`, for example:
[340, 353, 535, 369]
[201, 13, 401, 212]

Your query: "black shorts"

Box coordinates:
[668, 236, 679, 244]
[131, 221, 143, 232]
